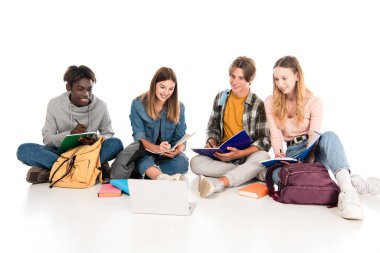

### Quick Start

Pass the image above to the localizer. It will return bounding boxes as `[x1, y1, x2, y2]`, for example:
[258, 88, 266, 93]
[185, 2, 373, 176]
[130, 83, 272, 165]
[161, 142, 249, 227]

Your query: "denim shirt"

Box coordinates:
[129, 98, 187, 147]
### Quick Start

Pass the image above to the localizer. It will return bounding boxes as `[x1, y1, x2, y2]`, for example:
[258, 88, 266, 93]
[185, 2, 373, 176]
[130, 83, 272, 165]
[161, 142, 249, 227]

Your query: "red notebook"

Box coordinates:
[98, 184, 122, 197]
[238, 183, 268, 199]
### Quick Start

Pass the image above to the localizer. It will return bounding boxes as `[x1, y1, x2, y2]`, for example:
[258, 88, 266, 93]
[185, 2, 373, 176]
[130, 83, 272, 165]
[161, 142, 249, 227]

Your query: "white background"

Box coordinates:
[1, 0, 379, 176]
[1, 2, 380, 252]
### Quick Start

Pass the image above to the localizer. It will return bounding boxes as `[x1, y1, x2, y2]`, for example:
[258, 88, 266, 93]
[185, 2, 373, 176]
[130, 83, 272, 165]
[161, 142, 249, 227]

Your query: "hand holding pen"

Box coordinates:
[205, 138, 217, 148]
[72, 119, 97, 145]
[71, 119, 87, 134]
[275, 148, 286, 158]
[158, 136, 172, 154]
[159, 141, 171, 152]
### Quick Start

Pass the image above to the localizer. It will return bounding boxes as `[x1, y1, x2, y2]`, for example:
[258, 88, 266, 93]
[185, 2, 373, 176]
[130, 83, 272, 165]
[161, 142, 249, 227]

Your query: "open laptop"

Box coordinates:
[128, 179, 196, 216]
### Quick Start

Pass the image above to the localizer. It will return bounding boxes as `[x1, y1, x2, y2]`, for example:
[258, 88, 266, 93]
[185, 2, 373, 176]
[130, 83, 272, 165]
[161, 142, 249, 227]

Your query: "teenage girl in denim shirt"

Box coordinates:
[129, 67, 189, 180]
[265, 56, 380, 220]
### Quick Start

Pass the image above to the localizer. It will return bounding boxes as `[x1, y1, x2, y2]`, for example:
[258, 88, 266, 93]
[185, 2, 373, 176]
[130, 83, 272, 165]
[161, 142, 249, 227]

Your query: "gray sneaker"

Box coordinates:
[26, 166, 50, 184]
[198, 176, 225, 198]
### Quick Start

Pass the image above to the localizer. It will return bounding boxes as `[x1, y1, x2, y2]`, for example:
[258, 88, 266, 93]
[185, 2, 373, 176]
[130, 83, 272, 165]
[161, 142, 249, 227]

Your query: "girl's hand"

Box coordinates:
[162, 144, 184, 158]
[275, 148, 285, 158]
[162, 149, 177, 158]
[159, 141, 171, 153]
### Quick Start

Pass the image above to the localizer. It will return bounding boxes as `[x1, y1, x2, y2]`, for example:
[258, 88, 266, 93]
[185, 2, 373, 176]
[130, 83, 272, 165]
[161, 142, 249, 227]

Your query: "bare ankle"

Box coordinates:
[218, 177, 230, 188]
[145, 166, 161, 180]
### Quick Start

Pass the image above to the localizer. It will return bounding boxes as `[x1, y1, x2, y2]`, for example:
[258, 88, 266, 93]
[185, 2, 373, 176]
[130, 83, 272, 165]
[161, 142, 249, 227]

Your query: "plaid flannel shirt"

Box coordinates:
[206, 89, 271, 152]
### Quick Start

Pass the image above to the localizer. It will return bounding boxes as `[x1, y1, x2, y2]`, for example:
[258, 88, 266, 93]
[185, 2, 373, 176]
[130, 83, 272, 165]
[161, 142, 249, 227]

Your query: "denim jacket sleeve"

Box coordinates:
[129, 98, 149, 141]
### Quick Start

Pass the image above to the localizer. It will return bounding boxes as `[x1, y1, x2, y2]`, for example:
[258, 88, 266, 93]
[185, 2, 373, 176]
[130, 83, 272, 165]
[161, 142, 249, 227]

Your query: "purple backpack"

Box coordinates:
[265, 162, 340, 206]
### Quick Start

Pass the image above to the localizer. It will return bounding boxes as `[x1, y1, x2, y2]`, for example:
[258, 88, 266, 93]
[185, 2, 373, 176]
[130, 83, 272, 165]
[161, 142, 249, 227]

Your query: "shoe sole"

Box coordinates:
[199, 177, 214, 198]
[338, 205, 364, 220]
[341, 209, 364, 220]
[198, 175, 202, 192]
[26, 168, 50, 184]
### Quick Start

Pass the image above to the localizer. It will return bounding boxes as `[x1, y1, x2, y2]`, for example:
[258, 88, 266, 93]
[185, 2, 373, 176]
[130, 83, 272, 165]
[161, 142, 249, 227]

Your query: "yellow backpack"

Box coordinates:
[49, 137, 104, 188]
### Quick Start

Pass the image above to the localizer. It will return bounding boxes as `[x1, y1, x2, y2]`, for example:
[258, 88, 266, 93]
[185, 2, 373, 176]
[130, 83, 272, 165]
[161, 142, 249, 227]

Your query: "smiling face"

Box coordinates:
[273, 67, 299, 95]
[229, 67, 250, 97]
[155, 79, 176, 104]
[67, 78, 93, 107]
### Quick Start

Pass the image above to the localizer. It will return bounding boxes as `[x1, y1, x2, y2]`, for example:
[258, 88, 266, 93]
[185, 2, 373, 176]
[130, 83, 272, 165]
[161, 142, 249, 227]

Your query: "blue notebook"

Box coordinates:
[260, 131, 321, 167]
[191, 130, 252, 159]
[260, 157, 299, 167]
[110, 179, 129, 195]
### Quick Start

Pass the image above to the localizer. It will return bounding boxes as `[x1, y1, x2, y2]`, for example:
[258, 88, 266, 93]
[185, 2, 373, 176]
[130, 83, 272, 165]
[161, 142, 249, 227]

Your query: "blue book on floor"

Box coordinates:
[110, 179, 129, 195]
[191, 130, 252, 159]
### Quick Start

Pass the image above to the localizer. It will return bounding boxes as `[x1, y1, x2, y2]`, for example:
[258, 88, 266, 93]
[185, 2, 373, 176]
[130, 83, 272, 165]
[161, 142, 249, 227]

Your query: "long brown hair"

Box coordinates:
[140, 67, 180, 123]
[272, 56, 310, 127]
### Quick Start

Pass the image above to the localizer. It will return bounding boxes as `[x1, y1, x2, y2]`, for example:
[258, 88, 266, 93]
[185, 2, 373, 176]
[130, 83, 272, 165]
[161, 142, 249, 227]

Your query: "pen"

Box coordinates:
[74, 119, 81, 125]
[207, 140, 214, 148]
[280, 149, 283, 154]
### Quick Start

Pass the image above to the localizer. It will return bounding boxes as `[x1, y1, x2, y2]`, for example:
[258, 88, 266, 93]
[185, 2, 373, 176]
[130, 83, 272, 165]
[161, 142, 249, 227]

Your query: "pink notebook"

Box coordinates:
[98, 184, 122, 197]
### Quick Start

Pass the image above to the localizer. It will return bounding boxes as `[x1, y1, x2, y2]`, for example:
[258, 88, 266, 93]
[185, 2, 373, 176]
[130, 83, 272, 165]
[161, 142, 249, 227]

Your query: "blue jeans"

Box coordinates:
[136, 153, 189, 176]
[17, 137, 124, 170]
[272, 131, 350, 184]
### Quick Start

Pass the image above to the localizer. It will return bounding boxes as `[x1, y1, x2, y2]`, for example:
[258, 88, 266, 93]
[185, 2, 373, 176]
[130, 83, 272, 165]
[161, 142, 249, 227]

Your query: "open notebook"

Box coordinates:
[128, 179, 196, 216]
[191, 129, 252, 159]
[261, 131, 322, 167]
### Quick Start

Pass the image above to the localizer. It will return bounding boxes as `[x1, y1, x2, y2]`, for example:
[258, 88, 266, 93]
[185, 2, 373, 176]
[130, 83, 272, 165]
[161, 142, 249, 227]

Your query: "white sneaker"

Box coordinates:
[338, 191, 363, 220]
[198, 176, 225, 198]
[157, 173, 184, 181]
[351, 174, 380, 195]
[351, 174, 367, 194]
[365, 177, 380, 195]
[256, 167, 267, 182]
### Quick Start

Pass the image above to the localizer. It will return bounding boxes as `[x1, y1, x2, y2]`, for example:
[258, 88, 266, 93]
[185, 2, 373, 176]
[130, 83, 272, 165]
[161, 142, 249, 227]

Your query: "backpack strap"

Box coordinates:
[49, 156, 76, 188]
[265, 163, 284, 201]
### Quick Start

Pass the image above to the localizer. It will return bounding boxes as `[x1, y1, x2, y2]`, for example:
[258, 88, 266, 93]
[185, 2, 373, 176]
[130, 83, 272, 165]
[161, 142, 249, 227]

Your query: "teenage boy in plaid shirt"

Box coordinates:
[190, 56, 271, 198]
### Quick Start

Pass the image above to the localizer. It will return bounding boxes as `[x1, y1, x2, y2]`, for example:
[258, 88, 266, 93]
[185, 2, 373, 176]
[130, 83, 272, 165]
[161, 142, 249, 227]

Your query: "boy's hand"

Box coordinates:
[71, 123, 87, 134]
[214, 147, 240, 162]
[79, 135, 98, 145]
